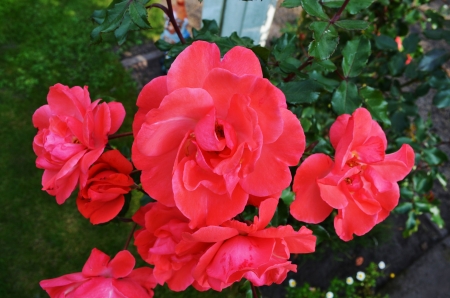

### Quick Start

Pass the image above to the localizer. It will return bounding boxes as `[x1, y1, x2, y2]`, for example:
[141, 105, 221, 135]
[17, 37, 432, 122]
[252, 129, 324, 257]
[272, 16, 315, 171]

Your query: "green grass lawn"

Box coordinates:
[0, 0, 150, 296]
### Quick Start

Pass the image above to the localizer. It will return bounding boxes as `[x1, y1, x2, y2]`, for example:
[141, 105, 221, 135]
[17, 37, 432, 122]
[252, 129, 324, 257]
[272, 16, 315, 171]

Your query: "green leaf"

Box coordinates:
[322, 0, 374, 14]
[404, 210, 419, 237]
[279, 80, 322, 104]
[91, 9, 107, 24]
[335, 20, 369, 30]
[129, 1, 151, 29]
[342, 36, 371, 78]
[424, 28, 450, 42]
[90, 0, 150, 44]
[321, 0, 344, 8]
[419, 49, 450, 72]
[360, 86, 390, 125]
[300, 118, 312, 132]
[436, 172, 447, 190]
[300, 0, 329, 20]
[331, 81, 361, 114]
[281, 0, 301, 8]
[422, 148, 448, 165]
[374, 35, 398, 51]
[345, 0, 374, 14]
[405, 211, 416, 230]
[403, 34, 420, 53]
[413, 171, 433, 193]
[312, 59, 337, 72]
[281, 188, 295, 206]
[433, 89, 450, 108]
[308, 225, 330, 244]
[114, 13, 138, 45]
[388, 54, 407, 77]
[251, 46, 271, 62]
[430, 206, 444, 229]
[394, 202, 413, 214]
[309, 70, 340, 92]
[308, 22, 339, 60]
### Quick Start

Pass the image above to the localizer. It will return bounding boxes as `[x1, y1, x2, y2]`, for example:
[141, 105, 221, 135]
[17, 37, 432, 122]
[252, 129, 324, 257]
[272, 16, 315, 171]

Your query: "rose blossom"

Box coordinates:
[132, 202, 210, 292]
[39, 248, 156, 297]
[133, 199, 316, 292]
[291, 108, 414, 241]
[184, 198, 316, 291]
[132, 41, 305, 228]
[32, 84, 125, 204]
[76, 150, 134, 224]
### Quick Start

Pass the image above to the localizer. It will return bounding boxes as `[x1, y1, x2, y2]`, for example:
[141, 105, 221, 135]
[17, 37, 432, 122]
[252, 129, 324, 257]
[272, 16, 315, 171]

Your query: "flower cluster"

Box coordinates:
[131, 41, 316, 291]
[290, 108, 414, 241]
[34, 41, 414, 297]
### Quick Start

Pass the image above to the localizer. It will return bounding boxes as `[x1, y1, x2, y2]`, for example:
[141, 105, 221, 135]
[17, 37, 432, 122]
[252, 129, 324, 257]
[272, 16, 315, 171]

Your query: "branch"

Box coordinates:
[123, 223, 138, 250]
[284, 0, 350, 82]
[147, 2, 186, 44]
[109, 131, 133, 140]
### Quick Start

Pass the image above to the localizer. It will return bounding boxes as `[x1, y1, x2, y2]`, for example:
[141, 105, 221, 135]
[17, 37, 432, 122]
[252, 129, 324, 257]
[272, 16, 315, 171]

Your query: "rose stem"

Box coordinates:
[123, 223, 138, 251]
[108, 131, 133, 140]
[146, 1, 186, 44]
[251, 283, 259, 298]
[284, 0, 351, 82]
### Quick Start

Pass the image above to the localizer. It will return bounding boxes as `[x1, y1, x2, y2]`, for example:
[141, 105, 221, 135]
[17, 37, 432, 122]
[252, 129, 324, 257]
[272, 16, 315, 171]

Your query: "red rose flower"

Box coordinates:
[132, 41, 305, 228]
[32, 84, 125, 204]
[184, 199, 316, 291]
[133, 199, 316, 292]
[76, 150, 134, 224]
[132, 202, 210, 292]
[39, 248, 156, 297]
[291, 108, 414, 241]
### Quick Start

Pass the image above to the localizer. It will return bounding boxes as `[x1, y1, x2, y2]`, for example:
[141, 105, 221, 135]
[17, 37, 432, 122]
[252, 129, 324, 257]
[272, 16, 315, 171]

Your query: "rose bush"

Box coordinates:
[291, 108, 415, 241]
[40, 248, 156, 297]
[32, 84, 125, 204]
[77, 149, 135, 224]
[132, 41, 305, 228]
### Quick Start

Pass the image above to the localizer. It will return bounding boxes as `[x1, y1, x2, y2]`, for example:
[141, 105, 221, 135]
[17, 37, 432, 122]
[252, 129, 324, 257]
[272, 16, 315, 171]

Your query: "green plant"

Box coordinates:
[287, 262, 388, 298]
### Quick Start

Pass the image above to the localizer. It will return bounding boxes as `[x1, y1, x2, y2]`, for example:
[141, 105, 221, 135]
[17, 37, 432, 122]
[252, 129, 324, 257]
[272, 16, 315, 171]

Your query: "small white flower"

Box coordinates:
[326, 291, 334, 298]
[288, 279, 297, 288]
[356, 271, 366, 281]
[378, 261, 386, 270]
[346, 276, 354, 285]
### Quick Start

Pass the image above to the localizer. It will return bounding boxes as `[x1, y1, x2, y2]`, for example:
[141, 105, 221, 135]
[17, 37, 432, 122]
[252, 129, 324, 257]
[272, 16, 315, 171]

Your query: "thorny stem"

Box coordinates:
[124, 223, 138, 250]
[400, 78, 420, 88]
[109, 132, 133, 140]
[330, 0, 351, 24]
[285, 0, 351, 82]
[146, 2, 186, 44]
[130, 169, 142, 175]
[251, 283, 259, 298]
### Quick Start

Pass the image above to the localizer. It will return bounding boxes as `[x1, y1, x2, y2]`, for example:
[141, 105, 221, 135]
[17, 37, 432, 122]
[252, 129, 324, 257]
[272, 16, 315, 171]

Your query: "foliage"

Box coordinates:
[275, 0, 449, 237]
[286, 262, 388, 298]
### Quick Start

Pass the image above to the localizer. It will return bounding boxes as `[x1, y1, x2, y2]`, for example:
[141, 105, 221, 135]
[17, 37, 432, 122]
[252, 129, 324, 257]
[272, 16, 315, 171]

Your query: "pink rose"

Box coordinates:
[132, 202, 210, 292]
[133, 199, 316, 292]
[76, 150, 134, 224]
[291, 108, 414, 241]
[32, 84, 125, 204]
[39, 248, 156, 297]
[185, 199, 316, 291]
[132, 41, 305, 228]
